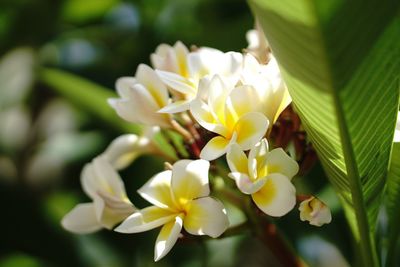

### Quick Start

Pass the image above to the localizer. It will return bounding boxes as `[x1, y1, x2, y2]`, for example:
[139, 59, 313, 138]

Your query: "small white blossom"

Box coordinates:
[62, 156, 135, 233]
[226, 139, 298, 216]
[115, 159, 229, 261]
[190, 75, 269, 160]
[299, 196, 332, 227]
[241, 54, 291, 124]
[153, 42, 242, 113]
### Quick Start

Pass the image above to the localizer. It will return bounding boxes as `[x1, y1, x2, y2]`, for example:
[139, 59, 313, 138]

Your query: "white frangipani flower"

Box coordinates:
[245, 21, 270, 64]
[115, 159, 229, 261]
[226, 138, 298, 216]
[155, 46, 243, 113]
[109, 64, 172, 128]
[102, 126, 160, 170]
[241, 54, 291, 124]
[394, 111, 400, 142]
[190, 75, 269, 161]
[62, 156, 135, 233]
[299, 196, 332, 227]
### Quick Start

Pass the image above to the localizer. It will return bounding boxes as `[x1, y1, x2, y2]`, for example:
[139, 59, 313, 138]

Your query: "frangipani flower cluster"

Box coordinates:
[62, 27, 332, 261]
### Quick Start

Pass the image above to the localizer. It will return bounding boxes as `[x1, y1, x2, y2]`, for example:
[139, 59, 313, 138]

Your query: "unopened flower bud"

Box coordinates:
[299, 196, 332, 227]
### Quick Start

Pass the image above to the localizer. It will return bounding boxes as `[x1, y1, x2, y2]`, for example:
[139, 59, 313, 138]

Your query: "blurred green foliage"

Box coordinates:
[0, 0, 351, 266]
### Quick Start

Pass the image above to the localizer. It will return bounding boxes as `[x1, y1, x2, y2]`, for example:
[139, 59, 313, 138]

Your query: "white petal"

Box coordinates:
[248, 138, 269, 180]
[252, 173, 296, 217]
[226, 143, 248, 173]
[80, 157, 128, 201]
[92, 156, 128, 199]
[114, 206, 176, 233]
[154, 215, 184, 261]
[171, 160, 210, 206]
[184, 197, 229, 238]
[173, 41, 190, 76]
[234, 112, 269, 150]
[108, 98, 141, 124]
[80, 162, 98, 199]
[61, 203, 102, 234]
[130, 83, 171, 127]
[103, 134, 141, 170]
[207, 75, 231, 123]
[228, 85, 262, 118]
[158, 99, 192, 114]
[200, 135, 232, 161]
[188, 48, 224, 79]
[190, 98, 228, 136]
[135, 64, 169, 107]
[156, 70, 196, 96]
[228, 172, 267, 194]
[137, 170, 177, 210]
[115, 77, 137, 98]
[264, 148, 299, 180]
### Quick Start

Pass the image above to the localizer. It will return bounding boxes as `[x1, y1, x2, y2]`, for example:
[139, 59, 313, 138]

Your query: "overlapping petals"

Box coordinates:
[191, 75, 269, 160]
[226, 139, 298, 216]
[62, 156, 135, 233]
[155, 44, 243, 113]
[115, 159, 229, 261]
[241, 54, 291, 124]
[109, 64, 172, 128]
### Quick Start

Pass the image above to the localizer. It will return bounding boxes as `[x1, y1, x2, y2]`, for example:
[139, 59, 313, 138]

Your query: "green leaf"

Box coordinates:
[39, 68, 178, 160]
[248, 1, 400, 266]
[62, 0, 119, 23]
[39, 67, 139, 134]
[385, 142, 400, 267]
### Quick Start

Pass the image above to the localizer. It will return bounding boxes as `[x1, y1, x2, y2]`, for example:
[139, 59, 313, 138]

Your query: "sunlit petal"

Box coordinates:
[200, 135, 232, 161]
[228, 85, 261, 118]
[158, 99, 192, 114]
[252, 173, 296, 217]
[248, 138, 269, 179]
[130, 83, 171, 127]
[264, 148, 299, 180]
[114, 206, 176, 233]
[135, 64, 169, 107]
[137, 170, 177, 210]
[207, 75, 231, 123]
[190, 98, 227, 136]
[171, 160, 210, 206]
[184, 197, 229, 238]
[154, 215, 184, 261]
[234, 112, 269, 150]
[156, 70, 196, 96]
[226, 143, 248, 173]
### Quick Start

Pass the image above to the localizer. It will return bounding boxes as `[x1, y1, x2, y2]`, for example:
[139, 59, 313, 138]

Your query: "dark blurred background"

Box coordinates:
[0, 1, 351, 266]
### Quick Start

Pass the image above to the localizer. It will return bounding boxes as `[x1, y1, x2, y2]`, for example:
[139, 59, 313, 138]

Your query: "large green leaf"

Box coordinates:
[385, 141, 400, 267]
[248, 1, 400, 266]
